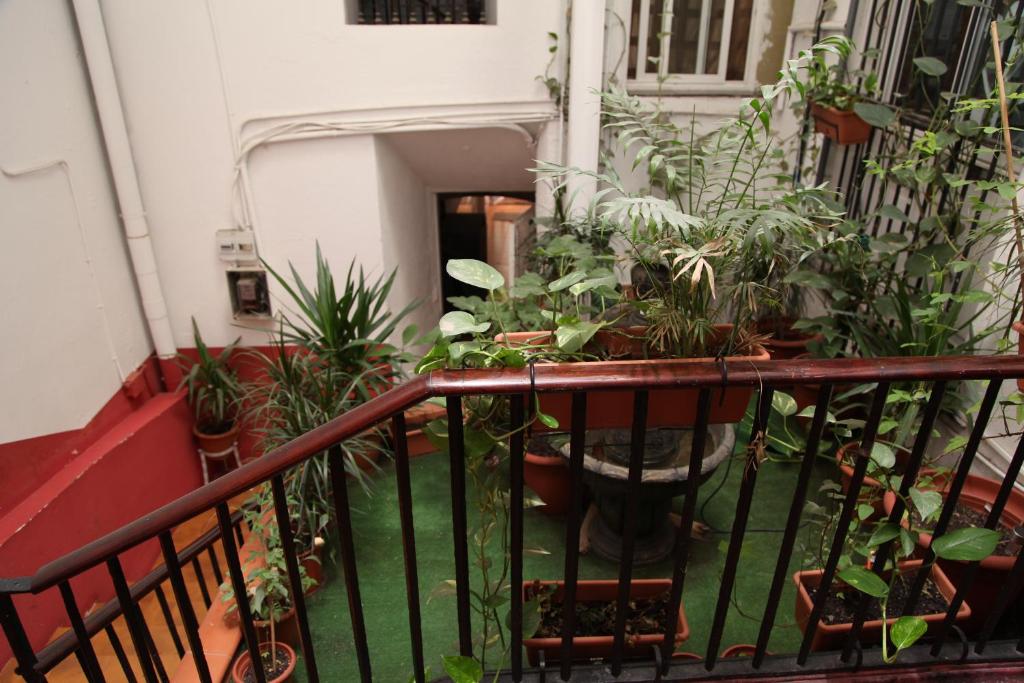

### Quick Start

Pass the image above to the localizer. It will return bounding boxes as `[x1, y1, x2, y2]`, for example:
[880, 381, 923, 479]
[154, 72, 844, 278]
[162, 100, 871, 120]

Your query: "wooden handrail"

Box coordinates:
[14, 354, 1024, 595]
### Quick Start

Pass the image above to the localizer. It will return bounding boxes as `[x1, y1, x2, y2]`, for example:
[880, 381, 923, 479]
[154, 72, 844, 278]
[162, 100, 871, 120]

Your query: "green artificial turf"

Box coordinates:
[295, 415, 832, 682]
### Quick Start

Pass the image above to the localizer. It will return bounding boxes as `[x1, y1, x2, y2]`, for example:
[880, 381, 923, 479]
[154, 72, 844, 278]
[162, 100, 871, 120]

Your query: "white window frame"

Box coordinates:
[626, 0, 764, 96]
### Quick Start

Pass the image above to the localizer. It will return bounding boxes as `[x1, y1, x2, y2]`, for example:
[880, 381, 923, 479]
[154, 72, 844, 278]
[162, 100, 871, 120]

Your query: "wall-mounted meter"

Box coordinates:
[227, 269, 271, 319]
[216, 229, 259, 264]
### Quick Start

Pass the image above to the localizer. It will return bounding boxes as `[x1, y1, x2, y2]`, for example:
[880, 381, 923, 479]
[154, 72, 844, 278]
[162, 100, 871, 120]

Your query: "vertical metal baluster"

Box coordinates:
[207, 546, 223, 585]
[107, 557, 159, 683]
[508, 395, 526, 682]
[659, 389, 712, 674]
[191, 558, 211, 608]
[141, 619, 169, 683]
[796, 382, 890, 664]
[234, 518, 246, 548]
[391, 412, 426, 683]
[0, 593, 48, 683]
[159, 532, 212, 683]
[105, 624, 138, 683]
[704, 388, 774, 670]
[153, 585, 184, 657]
[559, 392, 588, 678]
[57, 581, 104, 681]
[271, 474, 320, 682]
[610, 391, 650, 676]
[840, 382, 947, 661]
[328, 444, 373, 682]
[753, 384, 835, 668]
[216, 503, 267, 683]
[446, 396, 473, 656]
[930, 428, 1024, 655]
[901, 379, 1003, 616]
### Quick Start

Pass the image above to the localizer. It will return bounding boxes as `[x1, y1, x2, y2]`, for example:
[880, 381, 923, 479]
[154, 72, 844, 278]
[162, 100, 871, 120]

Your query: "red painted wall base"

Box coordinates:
[0, 390, 202, 666]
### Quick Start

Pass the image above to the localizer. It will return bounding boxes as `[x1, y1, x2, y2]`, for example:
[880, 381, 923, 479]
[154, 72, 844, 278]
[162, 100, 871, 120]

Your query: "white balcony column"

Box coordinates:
[565, 0, 606, 211]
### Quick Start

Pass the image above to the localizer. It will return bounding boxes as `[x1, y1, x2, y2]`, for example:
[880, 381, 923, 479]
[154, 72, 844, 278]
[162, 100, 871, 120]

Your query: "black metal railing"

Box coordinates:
[1, 357, 1023, 682]
[354, 0, 487, 25]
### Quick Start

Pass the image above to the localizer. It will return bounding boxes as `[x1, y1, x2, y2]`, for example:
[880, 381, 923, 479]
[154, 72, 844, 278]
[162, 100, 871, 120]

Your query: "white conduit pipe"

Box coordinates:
[565, 0, 605, 209]
[70, 0, 177, 383]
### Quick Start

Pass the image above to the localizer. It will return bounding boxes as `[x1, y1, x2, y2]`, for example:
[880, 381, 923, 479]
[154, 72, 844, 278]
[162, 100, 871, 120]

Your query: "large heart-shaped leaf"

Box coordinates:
[931, 527, 1000, 561]
[913, 56, 948, 77]
[867, 522, 900, 548]
[773, 392, 798, 417]
[838, 566, 889, 598]
[854, 102, 897, 128]
[447, 259, 504, 291]
[549, 270, 588, 292]
[890, 616, 927, 650]
[870, 443, 896, 469]
[439, 311, 490, 338]
[441, 655, 483, 683]
[555, 321, 602, 353]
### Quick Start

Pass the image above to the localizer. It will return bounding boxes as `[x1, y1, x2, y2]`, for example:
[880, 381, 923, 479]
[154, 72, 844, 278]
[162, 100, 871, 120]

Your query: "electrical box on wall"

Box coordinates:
[227, 269, 271, 319]
[216, 229, 259, 264]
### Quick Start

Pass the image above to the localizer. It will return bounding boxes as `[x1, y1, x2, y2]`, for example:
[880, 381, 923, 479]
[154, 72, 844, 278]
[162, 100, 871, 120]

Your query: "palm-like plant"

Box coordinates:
[263, 244, 419, 400]
[178, 318, 242, 433]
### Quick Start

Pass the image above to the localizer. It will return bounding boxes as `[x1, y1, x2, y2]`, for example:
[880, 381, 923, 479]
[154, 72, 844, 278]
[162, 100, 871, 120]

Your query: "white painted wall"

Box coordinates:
[375, 136, 443, 337]
[96, 0, 564, 349]
[0, 0, 151, 443]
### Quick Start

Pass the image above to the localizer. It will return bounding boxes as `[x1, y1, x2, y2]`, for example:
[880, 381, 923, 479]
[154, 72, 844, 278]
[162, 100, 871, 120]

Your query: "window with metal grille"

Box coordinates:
[349, 0, 490, 25]
[627, 0, 755, 93]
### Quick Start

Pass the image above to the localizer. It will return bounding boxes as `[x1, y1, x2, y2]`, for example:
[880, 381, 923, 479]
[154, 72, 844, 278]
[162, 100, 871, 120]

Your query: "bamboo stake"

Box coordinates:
[990, 21, 1024, 309]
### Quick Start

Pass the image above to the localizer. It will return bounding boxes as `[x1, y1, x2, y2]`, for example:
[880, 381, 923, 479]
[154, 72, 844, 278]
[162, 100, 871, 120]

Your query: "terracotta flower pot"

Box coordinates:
[523, 450, 571, 516]
[721, 644, 770, 658]
[793, 559, 969, 652]
[498, 325, 768, 430]
[883, 473, 1024, 632]
[255, 607, 301, 652]
[403, 401, 447, 458]
[1013, 321, 1024, 392]
[811, 103, 871, 145]
[194, 421, 240, 454]
[522, 579, 689, 665]
[232, 643, 296, 683]
[755, 318, 822, 361]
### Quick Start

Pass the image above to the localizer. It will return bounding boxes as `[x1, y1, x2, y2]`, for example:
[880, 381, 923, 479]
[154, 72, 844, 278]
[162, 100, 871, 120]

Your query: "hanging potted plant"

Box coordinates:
[178, 318, 243, 455]
[803, 52, 875, 146]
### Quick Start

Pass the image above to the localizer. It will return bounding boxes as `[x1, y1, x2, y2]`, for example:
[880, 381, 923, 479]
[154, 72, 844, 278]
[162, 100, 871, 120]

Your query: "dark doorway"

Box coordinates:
[437, 192, 534, 312]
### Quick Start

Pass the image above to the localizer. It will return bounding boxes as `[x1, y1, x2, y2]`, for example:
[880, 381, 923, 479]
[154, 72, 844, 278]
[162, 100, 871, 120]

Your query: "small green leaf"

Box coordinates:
[909, 488, 943, 522]
[536, 410, 560, 429]
[867, 522, 900, 547]
[446, 259, 504, 291]
[441, 655, 483, 683]
[772, 392, 798, 417]
[913, 56, 948, 77]
[870, 443, 896, 469]
[439, 311, 490, 338]
[931, 527, 1000, 561]
[890, 616, 927, 650]
[549, 270, 588, 292]
[838, 566, 889, 598]
[854, 102, 897, 128]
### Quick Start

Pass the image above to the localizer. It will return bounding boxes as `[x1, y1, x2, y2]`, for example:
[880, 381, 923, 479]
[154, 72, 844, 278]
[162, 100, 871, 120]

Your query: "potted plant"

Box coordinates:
[883, 472, 1024, 631]
[178, 318, 243, 454]
[803, 51, 874, 145]
[231, 641, 296, 683]
[522, 579, 688, 665]
[221, 485, 316, 653]
[795, 453, 1000, 658]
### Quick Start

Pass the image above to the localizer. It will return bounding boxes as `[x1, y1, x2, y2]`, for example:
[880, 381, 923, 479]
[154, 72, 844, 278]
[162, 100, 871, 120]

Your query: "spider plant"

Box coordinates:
[263, 243, 420, 401]
[177, 317, 242, 434]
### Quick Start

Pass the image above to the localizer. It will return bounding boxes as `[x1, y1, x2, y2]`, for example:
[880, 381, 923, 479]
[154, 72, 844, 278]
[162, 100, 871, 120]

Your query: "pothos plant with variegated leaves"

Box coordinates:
[415, 256, 616, 670]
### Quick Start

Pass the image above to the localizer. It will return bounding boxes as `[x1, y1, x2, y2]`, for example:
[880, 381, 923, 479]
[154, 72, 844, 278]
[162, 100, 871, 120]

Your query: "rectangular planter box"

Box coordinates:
[792, 559, 970, 652]
[500, 326, 768, 430]
[522, 579, 688, 665]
